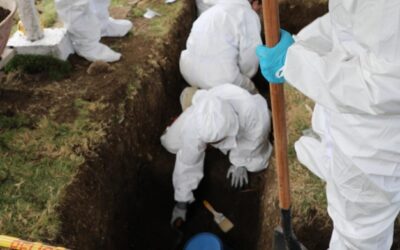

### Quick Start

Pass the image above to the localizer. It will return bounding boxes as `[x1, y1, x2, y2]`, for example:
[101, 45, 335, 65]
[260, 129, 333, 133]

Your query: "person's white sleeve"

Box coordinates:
[173, 131, 206, 203]
[238, 13, 262, 78]
[229, 96, 272, 172]
[285, 14, 400, 115]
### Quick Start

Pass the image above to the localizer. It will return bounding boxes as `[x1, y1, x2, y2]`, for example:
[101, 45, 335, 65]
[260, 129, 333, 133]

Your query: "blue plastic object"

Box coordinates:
[256, 29, 294, 84]
[184, 233, 224, 250]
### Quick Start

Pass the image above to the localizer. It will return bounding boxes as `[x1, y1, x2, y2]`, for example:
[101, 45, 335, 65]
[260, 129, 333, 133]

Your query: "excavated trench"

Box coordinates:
[54, 2, 351, 250]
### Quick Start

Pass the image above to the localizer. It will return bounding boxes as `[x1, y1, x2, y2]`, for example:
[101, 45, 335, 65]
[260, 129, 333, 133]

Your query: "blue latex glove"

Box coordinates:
[256, 29, 294, 84]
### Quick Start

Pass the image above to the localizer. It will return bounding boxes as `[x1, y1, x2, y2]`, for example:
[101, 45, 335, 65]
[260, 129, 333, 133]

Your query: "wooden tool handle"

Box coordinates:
[262, 0, 291, 210]
[203, 200, 217, 215]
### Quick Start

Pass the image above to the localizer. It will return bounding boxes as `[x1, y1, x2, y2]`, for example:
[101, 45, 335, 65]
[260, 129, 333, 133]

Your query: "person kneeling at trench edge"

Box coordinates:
[178, 0, 263, 102]
[160, 84, 273, 226]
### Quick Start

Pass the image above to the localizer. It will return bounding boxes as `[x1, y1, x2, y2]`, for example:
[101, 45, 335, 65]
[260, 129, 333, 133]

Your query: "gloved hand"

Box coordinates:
[226, 166, 248, 188]
[256, 29, 294, 83]
[171, 202, 188, 227]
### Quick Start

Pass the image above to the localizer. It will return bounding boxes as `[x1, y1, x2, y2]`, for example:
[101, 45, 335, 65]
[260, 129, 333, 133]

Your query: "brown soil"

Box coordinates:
[7, 0, 390, 249]
[0, 7, 10, 22]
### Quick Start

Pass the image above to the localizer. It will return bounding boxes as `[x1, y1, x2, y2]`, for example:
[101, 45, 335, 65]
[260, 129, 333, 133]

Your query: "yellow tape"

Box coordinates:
[0, 235, 70, 250]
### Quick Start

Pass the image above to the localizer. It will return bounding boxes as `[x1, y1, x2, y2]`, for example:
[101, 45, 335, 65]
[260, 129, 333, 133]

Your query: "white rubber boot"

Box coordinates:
[75, 42, 121, 62]
[101, 17, 133, 37]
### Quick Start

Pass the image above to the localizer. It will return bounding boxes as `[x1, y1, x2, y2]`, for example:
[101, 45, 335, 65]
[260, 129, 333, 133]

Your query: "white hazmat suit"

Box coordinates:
[179, 0, 262, 94]
[17, 0, 44, 41]
[161, 84, 272, 203]
[284, 0, 400, 249]
[55, 0, 133, 62]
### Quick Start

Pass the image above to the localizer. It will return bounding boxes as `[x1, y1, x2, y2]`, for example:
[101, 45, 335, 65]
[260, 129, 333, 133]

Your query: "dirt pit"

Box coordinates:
[124, 1, 330, 250]
[4, 0, 378, 249]
[128, 148, 267, 250]
[0, 7, 10, 22]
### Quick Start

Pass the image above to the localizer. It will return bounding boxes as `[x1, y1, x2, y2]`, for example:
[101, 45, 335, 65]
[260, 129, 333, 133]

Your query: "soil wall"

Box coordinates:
[56, 2, 196, 249]
[56, 1, 331, 249]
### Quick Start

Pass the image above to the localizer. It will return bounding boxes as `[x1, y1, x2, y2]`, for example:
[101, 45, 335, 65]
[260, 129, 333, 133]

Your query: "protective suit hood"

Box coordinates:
[192, 90, 239, 145]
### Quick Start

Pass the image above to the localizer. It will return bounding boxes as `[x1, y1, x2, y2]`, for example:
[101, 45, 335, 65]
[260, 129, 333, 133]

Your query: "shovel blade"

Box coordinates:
[273, 226, 307, 250]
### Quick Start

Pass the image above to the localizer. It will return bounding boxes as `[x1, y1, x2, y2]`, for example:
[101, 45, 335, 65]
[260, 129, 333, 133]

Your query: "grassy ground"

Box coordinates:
[0, 99, 105, 241]
[1, 0, 187, 243]
[37, 0, 57, 28]
[285, 85, 329, 226]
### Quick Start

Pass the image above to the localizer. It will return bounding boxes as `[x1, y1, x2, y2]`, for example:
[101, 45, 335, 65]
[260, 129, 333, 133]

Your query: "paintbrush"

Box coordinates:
[203, 200, 234, 233]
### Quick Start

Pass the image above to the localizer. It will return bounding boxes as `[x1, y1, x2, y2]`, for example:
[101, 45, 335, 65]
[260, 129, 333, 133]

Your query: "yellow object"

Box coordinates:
[17, 21, 25, 34]
[17, 21, 44, 35]
[0, 235, 70, 250]
[203, 200, 234, 233]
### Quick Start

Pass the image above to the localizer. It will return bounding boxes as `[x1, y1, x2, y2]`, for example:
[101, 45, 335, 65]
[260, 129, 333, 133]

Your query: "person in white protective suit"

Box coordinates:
[55, 0, 133, 62]
[179, 0, 263, 96]
[256, 0, 400, 249]
[161, 84, 272, 226]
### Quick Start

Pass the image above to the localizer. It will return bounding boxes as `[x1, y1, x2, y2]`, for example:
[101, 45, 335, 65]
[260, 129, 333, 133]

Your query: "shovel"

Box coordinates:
[261, 1, 306, 249]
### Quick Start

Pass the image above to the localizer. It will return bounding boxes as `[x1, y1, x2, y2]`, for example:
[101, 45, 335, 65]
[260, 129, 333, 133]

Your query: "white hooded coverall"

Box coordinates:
[161, 84, 272, 203]
[179, 0, 262, 94]
[284, 0, 400, 249]
[55, 0, 132, 62]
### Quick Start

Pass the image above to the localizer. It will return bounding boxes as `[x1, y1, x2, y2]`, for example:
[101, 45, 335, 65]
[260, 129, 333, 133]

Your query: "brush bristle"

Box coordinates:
[219, 218, 234, 233]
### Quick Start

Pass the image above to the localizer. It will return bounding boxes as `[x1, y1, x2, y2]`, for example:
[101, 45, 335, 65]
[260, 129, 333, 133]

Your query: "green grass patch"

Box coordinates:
[111, 0, 128, 6]
[132, 7, 146, 18]
[0, 99, 106, 241]
[37, 0, 58, 28]
[146, 1, 185, 37]
[0, 115, 32, 130]
[4, 55, 72, 81]
[285, 85, 328, 220]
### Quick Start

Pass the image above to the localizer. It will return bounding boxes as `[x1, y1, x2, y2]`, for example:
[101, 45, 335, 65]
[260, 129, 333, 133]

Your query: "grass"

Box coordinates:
[37, 0, 57, 28]
[133, 0, 185, 37]
[4, 55, 72, 81]
[284, 85, 328, 223]
[111, 0, 128, 6]
[1, 0, 189, 243]
[0, 98, 106, 241]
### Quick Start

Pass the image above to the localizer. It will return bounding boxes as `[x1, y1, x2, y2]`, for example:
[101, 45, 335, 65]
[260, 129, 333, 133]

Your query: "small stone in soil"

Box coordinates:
[87, 61, 115, 75]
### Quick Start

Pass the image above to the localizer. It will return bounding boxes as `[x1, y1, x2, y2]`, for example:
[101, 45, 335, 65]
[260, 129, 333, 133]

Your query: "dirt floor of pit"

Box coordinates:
[129, 147, 268, 250]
